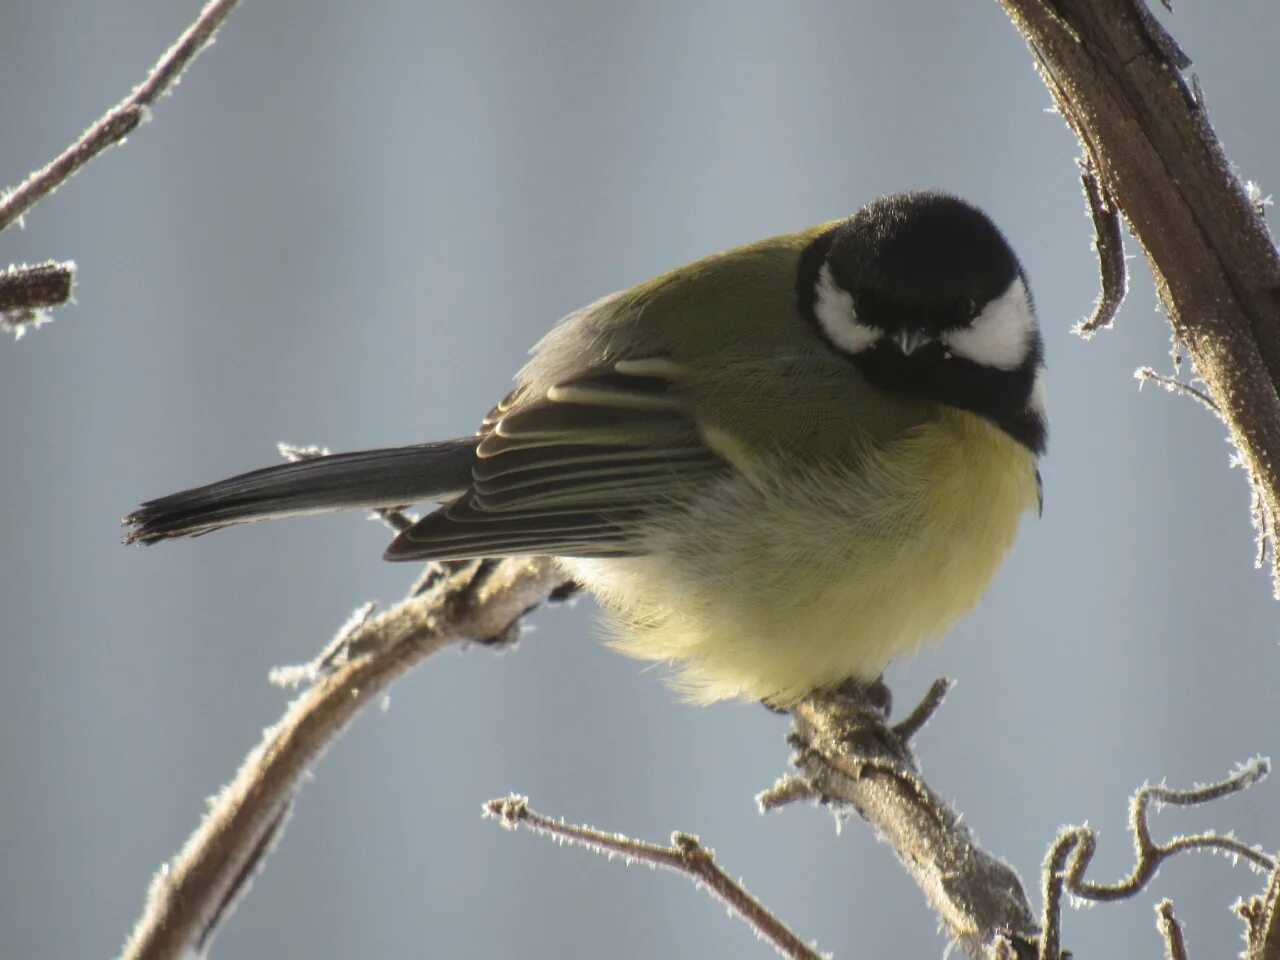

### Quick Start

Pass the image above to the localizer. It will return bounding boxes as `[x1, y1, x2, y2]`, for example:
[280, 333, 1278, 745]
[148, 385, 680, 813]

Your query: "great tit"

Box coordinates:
[125, 191, 1046, 706]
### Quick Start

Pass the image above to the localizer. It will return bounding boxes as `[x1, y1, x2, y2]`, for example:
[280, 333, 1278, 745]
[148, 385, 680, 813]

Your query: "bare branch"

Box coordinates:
[0, 0, 243, 234]
[485, 796, 825, 960]
[1240, 862, 1280, 960]
[996, 0, 1280, 594]
[1261, 867, 1280, 960]
[1074, 165, 1128, 338]
[1038, 760, 1273, 960]
[756, 775, 818, 812]
[1135, 366, 1221, 414]
[766, 685, 1039, 958]
[0, 261, 75, 337]
[196, 796, 294, 955]
[891, 677, 952, 743]
[120, 557, 567, 960]
[1156, 900, 1189, 960]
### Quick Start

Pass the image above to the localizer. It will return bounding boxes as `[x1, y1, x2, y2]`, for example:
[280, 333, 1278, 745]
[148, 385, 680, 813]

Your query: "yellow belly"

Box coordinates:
[561, 409, 1040, 705]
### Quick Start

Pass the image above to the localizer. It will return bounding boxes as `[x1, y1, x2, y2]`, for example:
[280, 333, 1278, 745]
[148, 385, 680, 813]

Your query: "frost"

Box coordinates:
[1, 308, 52, 340]
[1245, 180, 1274, 209]
[268, 661, 317, 689]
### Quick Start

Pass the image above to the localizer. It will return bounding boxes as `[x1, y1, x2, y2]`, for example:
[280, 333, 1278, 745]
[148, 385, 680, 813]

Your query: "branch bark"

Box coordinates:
[995, 0, 1280, 593]
[0, 0, 243, 336]
[120, 557, 567, 960]
[761, 684, 1040, 958]
[0, 260, 75, 339]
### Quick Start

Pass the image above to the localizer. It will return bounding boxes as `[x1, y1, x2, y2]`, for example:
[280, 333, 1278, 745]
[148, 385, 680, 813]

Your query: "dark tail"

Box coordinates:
[124, 439, 478, 544]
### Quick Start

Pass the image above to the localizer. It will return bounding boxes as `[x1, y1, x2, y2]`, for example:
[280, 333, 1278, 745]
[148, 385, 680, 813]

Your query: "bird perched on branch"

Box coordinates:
[125, 191, 1046, 707]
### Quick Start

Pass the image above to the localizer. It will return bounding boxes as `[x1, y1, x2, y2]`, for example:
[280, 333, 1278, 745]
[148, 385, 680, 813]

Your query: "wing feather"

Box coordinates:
[385, 360, 729, 562]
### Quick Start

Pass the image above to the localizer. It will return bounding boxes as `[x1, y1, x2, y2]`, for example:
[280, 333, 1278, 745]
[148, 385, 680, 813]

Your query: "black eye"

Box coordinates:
[965, 297, 980, 320]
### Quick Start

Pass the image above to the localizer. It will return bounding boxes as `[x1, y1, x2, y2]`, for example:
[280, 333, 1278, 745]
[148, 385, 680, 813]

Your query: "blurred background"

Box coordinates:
[2, 2, 1278, 957]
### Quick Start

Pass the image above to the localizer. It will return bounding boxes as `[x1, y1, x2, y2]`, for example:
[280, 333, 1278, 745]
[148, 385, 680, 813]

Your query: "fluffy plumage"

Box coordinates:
[125, 192, 1046, 706]
[568, 409, 1038, 704]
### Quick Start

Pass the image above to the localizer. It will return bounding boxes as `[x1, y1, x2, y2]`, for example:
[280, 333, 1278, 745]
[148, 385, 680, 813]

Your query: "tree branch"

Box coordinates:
[0, 260, 75, 339]
[120, 556, 567, 960]
[1135, 366, 1221, 414]
[1075, 164, 1128, 338]
[1038, 760, 1272, 960]
[0, 0, 242, 233]
[0, 0, 243, 336]
[760, 684, 1040, 959]
[1156, 899, 1189, 960]
[485, 796, 825, 960]
[996, 0, 1280, 595]
[1239, 861, 1280, 960]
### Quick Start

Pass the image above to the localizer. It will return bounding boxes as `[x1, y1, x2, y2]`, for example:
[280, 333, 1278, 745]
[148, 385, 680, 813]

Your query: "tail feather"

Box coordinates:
[124, 439, 479, 544]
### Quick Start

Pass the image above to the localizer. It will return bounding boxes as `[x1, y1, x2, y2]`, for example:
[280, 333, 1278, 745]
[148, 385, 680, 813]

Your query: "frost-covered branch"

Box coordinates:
[996, 0, 1280, 594]
[485, 796, 825, 960]
[120, 556, 567, 960]
[760, 682, 1040, 958]
[0, 260, 74, 339]
[0, 0, 243, 337]
[1038, 760, 1273, 960]
[1156, 900, 1189, 960]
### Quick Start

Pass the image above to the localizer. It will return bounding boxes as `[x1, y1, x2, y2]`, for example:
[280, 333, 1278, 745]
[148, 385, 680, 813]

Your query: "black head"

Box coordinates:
[797, 191, 1046, 454]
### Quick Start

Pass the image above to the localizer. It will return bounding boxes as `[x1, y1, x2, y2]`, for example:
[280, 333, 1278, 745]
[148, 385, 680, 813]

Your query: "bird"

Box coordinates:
[124, 191, 1046, 707]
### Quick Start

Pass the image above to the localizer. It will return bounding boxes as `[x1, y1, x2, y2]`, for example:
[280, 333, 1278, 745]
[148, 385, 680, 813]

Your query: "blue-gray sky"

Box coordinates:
[2, 2, 1278, 957]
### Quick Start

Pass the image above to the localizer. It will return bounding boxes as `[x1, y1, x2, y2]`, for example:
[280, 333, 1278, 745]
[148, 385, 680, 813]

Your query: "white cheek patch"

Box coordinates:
[1028, 368, 1047, 420]
[814, 264, 881, 355]
[941, 276, 1034, 370]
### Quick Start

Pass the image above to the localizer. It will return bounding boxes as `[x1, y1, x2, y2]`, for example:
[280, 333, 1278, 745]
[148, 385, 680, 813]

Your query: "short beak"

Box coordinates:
[891, 328, 934, 356]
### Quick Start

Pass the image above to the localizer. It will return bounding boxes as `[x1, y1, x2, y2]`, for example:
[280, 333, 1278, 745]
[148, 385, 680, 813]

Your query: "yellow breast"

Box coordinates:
[561, 409, 1041, 705]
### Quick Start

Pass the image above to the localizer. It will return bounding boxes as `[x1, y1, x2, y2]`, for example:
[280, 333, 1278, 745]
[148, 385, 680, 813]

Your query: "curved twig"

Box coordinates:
[485, 796, 824, 960]
[891, 677, 952, 743]
[1075, 165, 1128, 338]
[1038, 759, 1273, 960]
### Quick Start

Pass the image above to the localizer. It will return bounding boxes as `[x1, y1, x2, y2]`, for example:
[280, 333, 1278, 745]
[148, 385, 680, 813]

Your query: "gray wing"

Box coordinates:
[384, 360, 730, 561]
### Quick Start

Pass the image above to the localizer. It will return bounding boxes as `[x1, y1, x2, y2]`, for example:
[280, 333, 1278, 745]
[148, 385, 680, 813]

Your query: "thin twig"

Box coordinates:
[0, 0, 243, 233]
[1074, 165, 1128, 338]
[1239, 862, 1280, 960]
[756, 775, 818, 812]
[1156, 900, 1189, 960]
[120, 557, 566, 960]
[1135, 367, 1221, 414]
[0, 260, 76, 337]
[1260, 866, 1280, 960]
[485, 796, 825, 960]
[1038, 760, 1272, 960]
[891, 677, 952, 743]
[268, 601, 379, 688]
